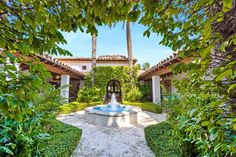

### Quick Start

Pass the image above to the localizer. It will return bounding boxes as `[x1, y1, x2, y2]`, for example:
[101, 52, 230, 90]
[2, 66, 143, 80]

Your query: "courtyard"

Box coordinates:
[58, 110, 166, 157]
[0, 1, 235, 157]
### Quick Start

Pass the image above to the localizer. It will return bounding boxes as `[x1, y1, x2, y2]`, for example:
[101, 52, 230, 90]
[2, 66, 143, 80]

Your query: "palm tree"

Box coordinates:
[126, 21, 133, 77]
[91, 33, 96, 87]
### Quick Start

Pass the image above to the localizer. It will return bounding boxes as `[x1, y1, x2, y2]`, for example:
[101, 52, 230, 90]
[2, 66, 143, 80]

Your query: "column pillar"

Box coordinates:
[152, 76, 161, 104]
[60, 75, 70, 102]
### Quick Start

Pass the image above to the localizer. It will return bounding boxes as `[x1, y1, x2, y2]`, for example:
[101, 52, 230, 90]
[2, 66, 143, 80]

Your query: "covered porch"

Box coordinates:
[139, 54, 191, 104]
[20, 54, 85, 102]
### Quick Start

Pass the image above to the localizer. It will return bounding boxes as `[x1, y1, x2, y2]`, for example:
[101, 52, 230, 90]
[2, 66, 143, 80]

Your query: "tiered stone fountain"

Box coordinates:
[85, 93, 141, 127]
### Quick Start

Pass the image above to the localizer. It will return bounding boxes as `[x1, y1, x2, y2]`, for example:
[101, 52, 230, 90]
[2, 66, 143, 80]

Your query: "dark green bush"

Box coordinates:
[126, 86, 142, 102]
[144, 122, 184, 157]
[36, 118, 82, 157]
[139, 84, 152, 101]
[34, 86, 64, 113]
[123, 101, 163, 113]
[77, 87, 103, 103]
[58, 101, 102, 114]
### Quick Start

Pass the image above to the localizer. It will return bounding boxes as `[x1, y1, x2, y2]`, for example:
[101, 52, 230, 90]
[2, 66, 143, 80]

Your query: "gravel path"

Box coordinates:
[57, 110, 166, 157]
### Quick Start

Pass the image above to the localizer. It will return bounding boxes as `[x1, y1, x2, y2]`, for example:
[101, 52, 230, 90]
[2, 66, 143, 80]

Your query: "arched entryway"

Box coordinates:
[106, 79, 122, 102]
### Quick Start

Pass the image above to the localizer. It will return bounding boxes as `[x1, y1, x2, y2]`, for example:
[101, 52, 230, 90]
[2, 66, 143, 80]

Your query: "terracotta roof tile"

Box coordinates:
[138, 53, 180, 79]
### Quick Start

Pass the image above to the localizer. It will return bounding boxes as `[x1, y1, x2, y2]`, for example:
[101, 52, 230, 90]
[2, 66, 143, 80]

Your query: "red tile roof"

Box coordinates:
[36, 54, 85, 78]
[138, 53, 180, 79]
[56, 55, 137, 63]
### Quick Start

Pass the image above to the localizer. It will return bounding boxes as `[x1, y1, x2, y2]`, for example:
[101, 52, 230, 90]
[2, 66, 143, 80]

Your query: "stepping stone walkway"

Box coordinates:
[57, 110, 166, 157]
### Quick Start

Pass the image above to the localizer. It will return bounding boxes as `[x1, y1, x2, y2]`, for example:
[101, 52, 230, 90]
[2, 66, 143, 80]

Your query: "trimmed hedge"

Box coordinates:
[144, 122, 183, 157]
[57, 101, 103, 114]
[58, 101, 162, 114]
[37, 118, 82, 157]
[123, 101, 163, 113]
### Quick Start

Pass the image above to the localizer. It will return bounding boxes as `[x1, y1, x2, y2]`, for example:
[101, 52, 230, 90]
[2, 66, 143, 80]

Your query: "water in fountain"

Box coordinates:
[110, 93, 119, 110]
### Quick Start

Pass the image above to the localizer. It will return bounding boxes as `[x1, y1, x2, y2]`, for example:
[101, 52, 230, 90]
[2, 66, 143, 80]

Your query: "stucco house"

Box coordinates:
[138, 53, 192, 103]
[17, 54, 137, 101]
[55, 55, 137, 73]
[2, 50, 190, 103]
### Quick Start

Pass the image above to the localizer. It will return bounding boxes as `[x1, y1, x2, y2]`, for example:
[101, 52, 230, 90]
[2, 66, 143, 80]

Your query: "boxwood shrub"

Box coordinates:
[37, 118, 82, 157]
[144, 122, 183, 157]
[57, 101, 103, 114]
[123, 101, 163, 113]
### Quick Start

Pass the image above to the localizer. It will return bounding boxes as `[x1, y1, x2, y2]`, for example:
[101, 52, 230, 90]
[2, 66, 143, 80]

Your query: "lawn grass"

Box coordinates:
[123, 101, 163, 113]
[144, 122, 183, 157]
[37, 117, 82, 157]
[57, 101, 103, 114]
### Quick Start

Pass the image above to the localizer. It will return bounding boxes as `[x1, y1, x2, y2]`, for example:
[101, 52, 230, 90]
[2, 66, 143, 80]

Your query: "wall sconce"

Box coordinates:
[55, 75, 60, 80]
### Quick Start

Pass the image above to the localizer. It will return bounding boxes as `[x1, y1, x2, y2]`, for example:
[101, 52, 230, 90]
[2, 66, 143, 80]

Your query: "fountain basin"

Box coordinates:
[85, 105, 141, 127]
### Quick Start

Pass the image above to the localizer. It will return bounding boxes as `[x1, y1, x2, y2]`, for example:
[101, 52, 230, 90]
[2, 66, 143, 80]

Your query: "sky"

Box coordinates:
[58, 22, 174, 66]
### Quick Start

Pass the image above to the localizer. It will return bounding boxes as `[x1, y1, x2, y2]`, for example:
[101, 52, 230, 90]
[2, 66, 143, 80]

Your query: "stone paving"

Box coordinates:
[57, 110, 166, 157]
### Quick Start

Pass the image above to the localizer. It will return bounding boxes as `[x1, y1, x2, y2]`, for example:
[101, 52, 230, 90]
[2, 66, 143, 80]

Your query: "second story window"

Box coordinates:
[82, 65, 87, 70]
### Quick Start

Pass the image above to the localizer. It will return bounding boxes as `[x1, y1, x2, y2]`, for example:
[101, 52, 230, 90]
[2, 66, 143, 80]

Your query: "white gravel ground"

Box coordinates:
[57, 110, 166, 157]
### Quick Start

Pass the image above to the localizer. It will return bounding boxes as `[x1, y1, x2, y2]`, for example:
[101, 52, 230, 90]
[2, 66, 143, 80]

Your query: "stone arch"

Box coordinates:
[106, 79, 122, 102]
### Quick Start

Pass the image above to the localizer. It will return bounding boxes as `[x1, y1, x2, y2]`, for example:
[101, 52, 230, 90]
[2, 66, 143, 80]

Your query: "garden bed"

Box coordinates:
[37, 118, 82, 157]
[123, 101, 163, 113]
[144, 122, 183, 157]
[57, 101, 103, 114]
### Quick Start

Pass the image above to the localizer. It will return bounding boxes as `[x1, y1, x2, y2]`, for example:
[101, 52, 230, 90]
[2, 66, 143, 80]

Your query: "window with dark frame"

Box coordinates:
[82, 65, 87, 70]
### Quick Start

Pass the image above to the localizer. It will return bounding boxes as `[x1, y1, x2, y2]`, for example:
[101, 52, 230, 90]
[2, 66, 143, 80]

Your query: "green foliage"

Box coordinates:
[123, 101, 162, 113]
[140, 1, 236, 156]
[84, 66, 138, 98]
[176, 94, 235, 156]
[77, 87, 103, 103]
[135, 64, 141, 70]
[139, 84, 152, 101]
[126, 86, 142, 102]
[142, 62, 150, 70]
[36, 118, 82, 157]
[144, 122, 187, 157]
[34, 86, 64, 113]
[1, 1, 137, 56]
[0, 113, 44, 156]
[58, 101, 102, 114]
[164, 87, 236, 156]
[162, 94, 181, 121]
[1, 1, 139, 156]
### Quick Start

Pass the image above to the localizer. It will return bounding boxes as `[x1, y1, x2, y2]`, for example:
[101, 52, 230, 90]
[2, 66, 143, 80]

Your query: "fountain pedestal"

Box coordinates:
[85, 105, 141, 127]
[85, 93, 141, 127]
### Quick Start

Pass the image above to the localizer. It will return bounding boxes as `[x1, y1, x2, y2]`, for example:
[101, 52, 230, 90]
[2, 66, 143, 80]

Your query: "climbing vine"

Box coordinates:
[84, 66, 139, 99]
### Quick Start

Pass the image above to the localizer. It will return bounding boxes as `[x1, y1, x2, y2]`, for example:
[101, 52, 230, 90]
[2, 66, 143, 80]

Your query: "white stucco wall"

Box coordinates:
[60, 61, 129, 73]
[96, 63, 129, 67]
[62, 62, 92, 72]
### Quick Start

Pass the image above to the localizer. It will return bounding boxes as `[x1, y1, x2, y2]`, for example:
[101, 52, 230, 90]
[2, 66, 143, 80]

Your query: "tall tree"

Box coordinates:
[91, 34, 97, 86]
[126, 21, 133, 76]
[142, 62, 150, 70]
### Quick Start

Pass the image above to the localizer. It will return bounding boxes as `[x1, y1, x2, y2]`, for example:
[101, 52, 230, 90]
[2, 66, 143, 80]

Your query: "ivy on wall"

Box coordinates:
[84, 66, 138, 99]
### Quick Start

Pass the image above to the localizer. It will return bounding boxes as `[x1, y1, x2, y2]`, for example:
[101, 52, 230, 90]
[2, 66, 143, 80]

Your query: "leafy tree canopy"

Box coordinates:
[0, 0, 140, 56]
[142, 62, 150, 70]
[140, 0, 236, 104]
